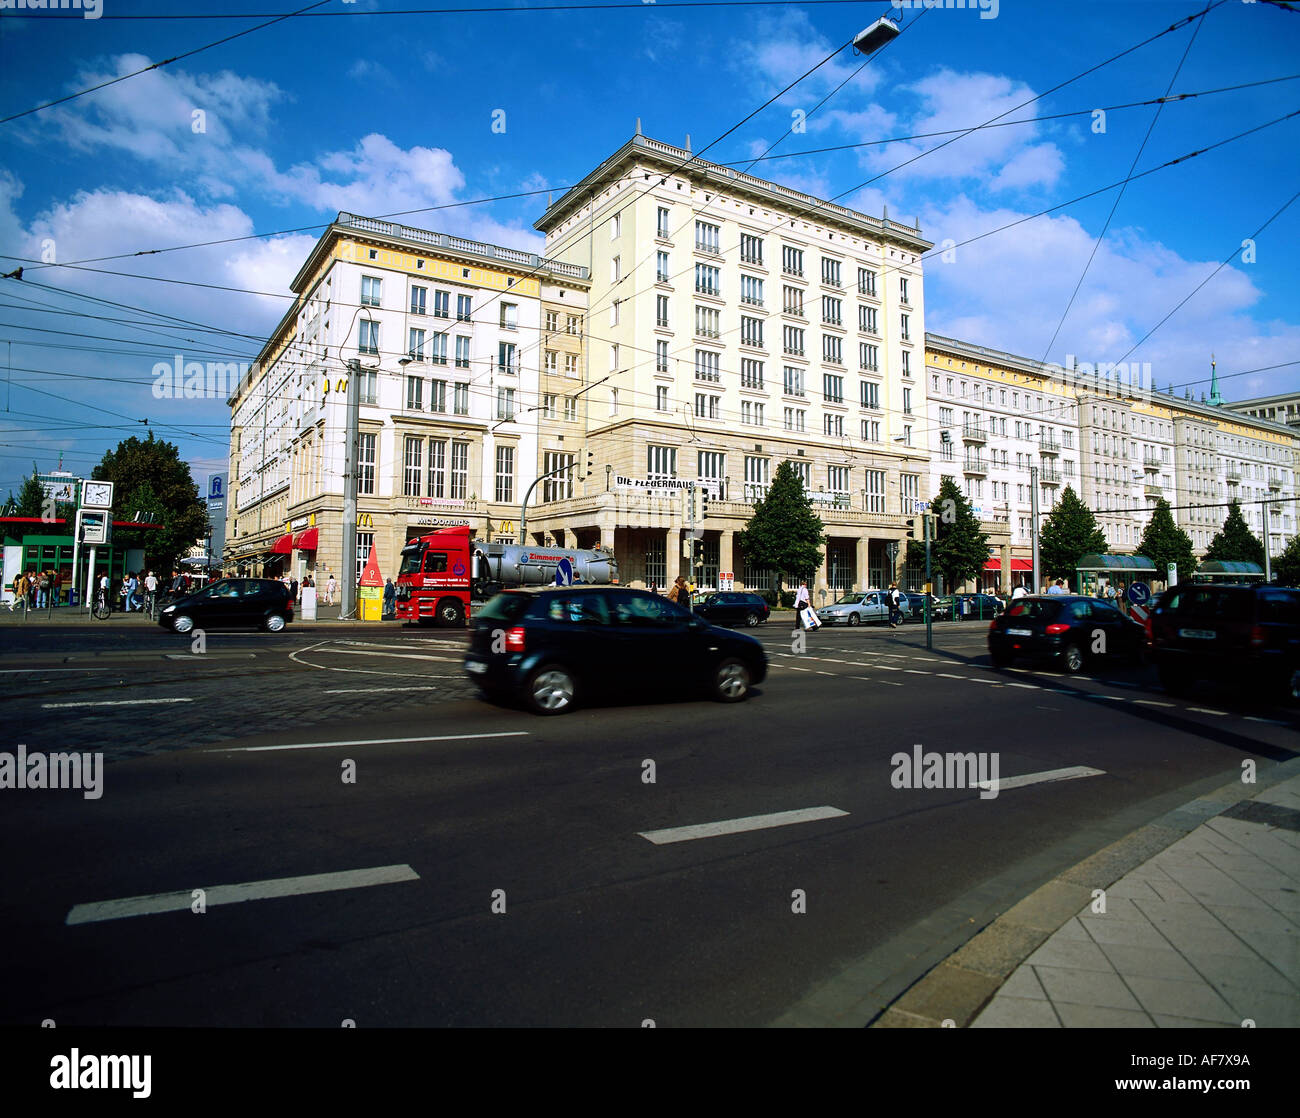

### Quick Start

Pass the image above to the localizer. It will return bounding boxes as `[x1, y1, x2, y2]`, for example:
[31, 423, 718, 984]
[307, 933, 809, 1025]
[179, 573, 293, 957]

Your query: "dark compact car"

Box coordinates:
[693, 591, 770, 628]
[158, 578, 295, 634]
[464, 585, 768, 714]
[1150, 583, 1299, 702]
[988, 595, 1145, 673]
[957, 593, 1005, 621]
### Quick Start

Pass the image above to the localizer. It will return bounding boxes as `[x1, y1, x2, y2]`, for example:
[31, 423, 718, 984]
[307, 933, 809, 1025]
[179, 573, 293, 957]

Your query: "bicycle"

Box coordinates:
[93, 589, 111, 621]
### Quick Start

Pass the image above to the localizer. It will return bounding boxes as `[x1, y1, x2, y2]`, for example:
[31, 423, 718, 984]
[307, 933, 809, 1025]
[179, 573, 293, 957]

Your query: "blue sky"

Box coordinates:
[1, 0, 1298, 498]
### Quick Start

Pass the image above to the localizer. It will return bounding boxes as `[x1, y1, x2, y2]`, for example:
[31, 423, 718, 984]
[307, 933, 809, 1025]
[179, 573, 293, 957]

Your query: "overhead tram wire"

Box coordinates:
[13, 70, 1292, 277]
[1038, 0, 1212, 366]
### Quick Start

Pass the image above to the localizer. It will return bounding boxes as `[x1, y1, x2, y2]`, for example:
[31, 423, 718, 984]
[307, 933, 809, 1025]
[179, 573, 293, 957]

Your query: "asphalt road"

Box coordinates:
[1, 617, 1295, 1026]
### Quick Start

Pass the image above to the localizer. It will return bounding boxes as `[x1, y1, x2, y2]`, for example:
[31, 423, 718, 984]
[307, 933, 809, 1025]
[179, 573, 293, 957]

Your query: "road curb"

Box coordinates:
[868, 755, 1300, 1028]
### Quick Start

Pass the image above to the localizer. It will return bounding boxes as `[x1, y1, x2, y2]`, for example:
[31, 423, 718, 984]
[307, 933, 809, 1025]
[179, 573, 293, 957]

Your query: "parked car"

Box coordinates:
[1150, 583, 1299, 702]
[693, 591, 770, 628]
[464, 586, 768, 714]
[816, 590, 893, 626]
[957, 593, 1005, 621]
[158, 577, 295, 634]
[902, 592, 951, 620]
[988, 595, 1145, 673]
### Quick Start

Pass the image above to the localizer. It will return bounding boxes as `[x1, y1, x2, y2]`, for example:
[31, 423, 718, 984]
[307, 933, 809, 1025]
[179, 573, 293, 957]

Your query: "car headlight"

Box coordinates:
[162, 604, 175, 613]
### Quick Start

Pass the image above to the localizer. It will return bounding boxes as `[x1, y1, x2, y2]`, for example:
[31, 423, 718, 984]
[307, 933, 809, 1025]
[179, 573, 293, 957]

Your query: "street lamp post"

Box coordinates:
[340, 357, 362, 620]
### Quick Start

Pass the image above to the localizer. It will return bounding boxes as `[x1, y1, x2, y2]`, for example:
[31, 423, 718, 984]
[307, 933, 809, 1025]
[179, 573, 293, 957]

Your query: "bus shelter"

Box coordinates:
[1073, 553, 1157, 602]
[1191, 560, 1265, 583]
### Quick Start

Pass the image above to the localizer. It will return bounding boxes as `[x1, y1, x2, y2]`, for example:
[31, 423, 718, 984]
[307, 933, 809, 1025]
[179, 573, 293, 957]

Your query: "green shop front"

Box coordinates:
[1073, 553, 1158, 601]
[2, 517, 156, 605]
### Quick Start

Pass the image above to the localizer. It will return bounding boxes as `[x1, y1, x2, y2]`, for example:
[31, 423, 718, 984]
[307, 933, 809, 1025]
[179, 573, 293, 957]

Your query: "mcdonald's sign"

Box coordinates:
[496, 520, 514, 535]
[358, 513, 374, 529]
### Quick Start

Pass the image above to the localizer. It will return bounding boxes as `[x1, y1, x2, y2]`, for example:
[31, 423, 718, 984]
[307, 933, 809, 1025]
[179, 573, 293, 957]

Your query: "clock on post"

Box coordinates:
[82, 480, 114, 509]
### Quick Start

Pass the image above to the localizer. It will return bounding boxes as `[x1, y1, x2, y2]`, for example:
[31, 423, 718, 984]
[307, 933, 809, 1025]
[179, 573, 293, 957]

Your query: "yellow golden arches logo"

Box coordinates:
[358, 513, 374, 529]
[322, 379, 330, 394]
[496, 520, 514, 535]
[337, 378, 347, 393]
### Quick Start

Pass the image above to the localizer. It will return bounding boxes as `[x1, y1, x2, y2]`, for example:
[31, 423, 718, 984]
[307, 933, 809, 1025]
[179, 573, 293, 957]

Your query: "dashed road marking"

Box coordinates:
[639, 806, 849, 845]
[42, 697, 194, 709]
[215, 731, 528, 753]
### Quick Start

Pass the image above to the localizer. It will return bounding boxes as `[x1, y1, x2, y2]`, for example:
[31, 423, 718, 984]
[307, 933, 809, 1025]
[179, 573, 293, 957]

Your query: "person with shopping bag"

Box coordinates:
[793, 580, 819, 630]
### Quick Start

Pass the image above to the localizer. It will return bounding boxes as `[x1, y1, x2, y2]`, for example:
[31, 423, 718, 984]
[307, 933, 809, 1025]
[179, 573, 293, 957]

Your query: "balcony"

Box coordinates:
[1269, 474, 1283, 490]
[1144, 482, 1163, 497]
[963, 454, 987, 476]
[1039, 434, 1060, 455]
[1040, 467, 1062, 485]
[1226, 466, 1243, 481]
[962, 422, 987, 444]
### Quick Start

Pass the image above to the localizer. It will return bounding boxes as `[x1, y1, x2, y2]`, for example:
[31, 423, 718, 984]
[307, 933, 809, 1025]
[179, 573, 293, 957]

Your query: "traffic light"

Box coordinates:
[904, 518, 916, 539]
[699, 487, 710, 520]
[585, 450, 594, 478]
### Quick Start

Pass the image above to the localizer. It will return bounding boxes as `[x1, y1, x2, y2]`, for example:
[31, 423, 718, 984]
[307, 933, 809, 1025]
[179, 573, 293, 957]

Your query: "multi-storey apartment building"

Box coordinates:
[926, 334, 1297, 587]
[225, 213, 589, 584]
[532, 132, 932, 594]
[1230, 390, 1300, 431]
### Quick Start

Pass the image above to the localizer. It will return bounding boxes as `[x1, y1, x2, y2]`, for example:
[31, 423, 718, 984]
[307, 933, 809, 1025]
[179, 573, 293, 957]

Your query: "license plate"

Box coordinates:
[465, 660, 488, 674]
[1178, 628, 1216, 640]
[1007, 628, 1032, 636]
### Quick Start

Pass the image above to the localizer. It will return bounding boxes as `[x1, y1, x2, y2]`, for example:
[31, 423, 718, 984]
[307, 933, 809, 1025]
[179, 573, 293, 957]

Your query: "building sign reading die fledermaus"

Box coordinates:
[614, 475, 693, 492]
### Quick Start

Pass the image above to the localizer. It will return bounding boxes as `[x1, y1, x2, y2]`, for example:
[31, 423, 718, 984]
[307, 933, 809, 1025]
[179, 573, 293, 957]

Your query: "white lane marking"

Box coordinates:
[937, 673, 968, 679]
[42, 697, 194, 709]
[322, 686, 442, 694]
[851, 675, 902, 686]
[987, 766, 1106, 793]
[1007, 683, 1038, 689]
[164, 653, 256, 661]
[66, 864, 420, 926]
[323, 648, 459, 662]
[0, 668, 112, 673]
[1133, 699, 1175, 708]
[903, 669, 931, 675]
[1188, 708, 1228, 716]
[215, 731, 528, 753]
[1244, 716, 1289, 726]
[639, 806, 848, 845]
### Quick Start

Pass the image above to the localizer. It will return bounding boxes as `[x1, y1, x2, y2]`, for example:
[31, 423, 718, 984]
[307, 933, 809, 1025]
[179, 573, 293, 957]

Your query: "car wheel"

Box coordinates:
[744, 611, 760, 628]
[438, 598, 466, 627]
[264, 613, 286, 633]
[526, 664, 576, 715]
[713, 657, 751, 703]
[172, 614, 194, 634]
[1062, 644, 1084, 673]
[847, 613, 860, 626]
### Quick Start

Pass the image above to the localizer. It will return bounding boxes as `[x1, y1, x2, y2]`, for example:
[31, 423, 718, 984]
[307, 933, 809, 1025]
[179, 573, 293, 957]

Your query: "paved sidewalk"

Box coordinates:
[0, 600, 397, 627]
[874, 760, 1300, 1028]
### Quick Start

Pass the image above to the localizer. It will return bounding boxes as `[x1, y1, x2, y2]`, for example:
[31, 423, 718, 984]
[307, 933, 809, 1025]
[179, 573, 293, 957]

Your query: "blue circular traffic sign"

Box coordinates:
[555, 558, 574, 586]
[1127, 581, 1150, 605]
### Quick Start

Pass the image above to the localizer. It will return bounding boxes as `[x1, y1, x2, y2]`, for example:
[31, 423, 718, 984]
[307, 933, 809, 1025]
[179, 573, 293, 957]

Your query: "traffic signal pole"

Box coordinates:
[925, 512, 933, 651]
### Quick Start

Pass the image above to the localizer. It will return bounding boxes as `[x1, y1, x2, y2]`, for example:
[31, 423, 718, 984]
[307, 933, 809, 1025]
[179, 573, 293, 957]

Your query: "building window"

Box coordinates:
[499, 303, 518, 331]
[783, 366, 805, 397]
[496, 387, 515, 420]
[429, 380, 446, 413]
[358, 319, 379, 356]
[822, 296, 842, 325]
[824, 414, 843, 437]
[744, 455, 770, 501]
[456, 294, 472, 322]
[609, 212, 621, 239]
[862, 419, 880, 442]
[695, 220, 720, 254]
[698, 451, 725, 495]
[450, 441, 468, 500]
[408, 328, 426, 362]
[791, 460, 811, 489]
[900, 472, 919, 514]
[783, 407, 805, 432]
[655, 339, 669, 372]
[900, 277, 910, 304]
[862, 306, 878, 335]
[828, 466, 849, 497]
[405, 375, 423, 411]
[564, 353, 579, 378]
[656, 294, 670, 328]
[410, 286, 426, 315]
[823, 373, 843, 404]
[741, 400, 764, 426]
[657, 206, 670, 239]
[821, 257, 842, 288]
[563, 395, 577, 422]
[740, 233, 763, 265]
[860, 381, 879, 409]
[495, 445, 514, 503]
[901, 350, 911, 377]
[741, 316, 763, 348]
[609, 388, 618, 415]
[433, 290, 450, 318]
[696, 302, 721, 336]
[611, 255, 621, 283]
[430, 334, 447, 366]
[741, 274, 764, 306]
[609, 343, 619, 371]
[694, 393, 720, 419]
[357, 367, 376, 404]
[695, 263, 720, 296]
[695, 349, 720, 382]
[782, 245, 803, 277]
[902, 386, 912, 414]
[355, 531, 374, 586]
[361, 276, 381, 307]
[865, 469, 885, 513]
[783, 325, 804, 356]
[741, 358, 764, 389]
[497, 342, 517, 376]
[426, 438, 446, 498]
[656, 251, 670, 284]
[823, 335, 842, 365]
[358, 433, 376, 495]
[542, 451, 575, 502]
[545, 310, 558, 333]
[648, 445, 677, 478]
[860, 342, 878, 371]
[656, 385, 669, 411]
[783, 286, 804, 316]
[403, 436, 423, 496]
[541, 394, 557, 420]
[454, 382, 469, 415]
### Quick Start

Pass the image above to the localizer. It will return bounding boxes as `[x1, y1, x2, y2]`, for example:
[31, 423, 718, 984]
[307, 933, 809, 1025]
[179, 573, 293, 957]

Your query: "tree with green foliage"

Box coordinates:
[1273, 533, 1300, 587]
[736, 459, 825, 593]
[92, 432, 207, 569]
[907, 475, 988, 592]
[1203, 499, 1265, 567]
[1136, 498, 1196, 584]
[1038, 485, 1107, 583]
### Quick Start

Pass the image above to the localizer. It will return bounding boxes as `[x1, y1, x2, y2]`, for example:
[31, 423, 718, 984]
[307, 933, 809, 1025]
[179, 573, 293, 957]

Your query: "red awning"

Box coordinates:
[984, 558, 1033, 572]
[271, 533, 294, 554]
[292, 527, 318, 551]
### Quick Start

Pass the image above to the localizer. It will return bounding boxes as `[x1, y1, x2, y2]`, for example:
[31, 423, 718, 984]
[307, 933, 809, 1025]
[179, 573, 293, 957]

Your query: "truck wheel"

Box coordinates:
[437, 598, 465, 627]
[526, 665, 576, 714]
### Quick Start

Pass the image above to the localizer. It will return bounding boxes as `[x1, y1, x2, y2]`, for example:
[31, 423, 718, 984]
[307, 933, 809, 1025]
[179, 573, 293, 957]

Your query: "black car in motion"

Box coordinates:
[692, 591, 770, 628]
[464, 586, 768, 714]
[988, 595, 1145, 673]
[158, 578, 295, 634]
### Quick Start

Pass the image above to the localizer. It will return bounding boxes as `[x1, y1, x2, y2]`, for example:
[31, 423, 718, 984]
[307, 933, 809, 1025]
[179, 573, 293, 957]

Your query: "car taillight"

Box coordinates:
[1250, 625, 1266, 648]
[1045, 623, 1069, 635]
[988, 620, 998, 632]
[505, 626, 526, 652]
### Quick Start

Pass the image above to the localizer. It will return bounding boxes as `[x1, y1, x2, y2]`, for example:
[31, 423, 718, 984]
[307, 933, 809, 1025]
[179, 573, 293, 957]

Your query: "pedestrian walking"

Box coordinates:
[325, 573, 337, 606]
[289, 575, 299, 602]
[887, 582, 903, 628]
[99, 572, 111, 613]
[1011, 583, 1028, 600]
[118, 575, 129, 613]
[383, 577, 396, 620]
[144, 571, 158, 616]
[36, 570, 49, 610]
[127, 571, 141, 611]
[667, 576, 688, 609]
[52, 569, 63, 607]
[1046, 579, 1066, 596]
[793, 580, 811, 629]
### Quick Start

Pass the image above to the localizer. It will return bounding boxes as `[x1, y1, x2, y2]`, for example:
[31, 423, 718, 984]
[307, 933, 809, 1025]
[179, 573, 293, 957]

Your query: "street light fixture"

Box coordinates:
[852, 15, 900, 55]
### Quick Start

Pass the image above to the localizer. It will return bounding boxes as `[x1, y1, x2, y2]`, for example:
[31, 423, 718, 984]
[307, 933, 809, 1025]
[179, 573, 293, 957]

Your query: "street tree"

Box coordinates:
[1272, 533, 1300, 587]
[1038, 485, 1107, 582]
[908, 475, 988, 592]
[1203, 499, 1265, 567]
[92, 432, 207, 569]
[1135, 498, 1196, 583]
[736, 459, 825, 595]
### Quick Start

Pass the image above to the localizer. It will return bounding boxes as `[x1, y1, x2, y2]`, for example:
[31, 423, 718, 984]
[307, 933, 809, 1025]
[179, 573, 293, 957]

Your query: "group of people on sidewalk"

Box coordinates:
[9, 568, 62, 610]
